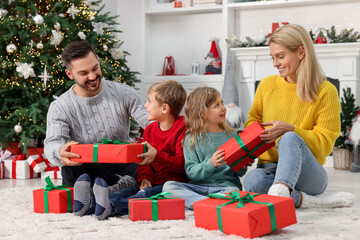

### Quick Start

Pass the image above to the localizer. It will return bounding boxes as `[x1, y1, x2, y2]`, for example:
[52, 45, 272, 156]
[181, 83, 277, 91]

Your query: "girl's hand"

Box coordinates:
[260, 121, 294, 143]
[137, 142, 157, 165]
[140, 179, 152, 190]
[210, 149, 227, 167]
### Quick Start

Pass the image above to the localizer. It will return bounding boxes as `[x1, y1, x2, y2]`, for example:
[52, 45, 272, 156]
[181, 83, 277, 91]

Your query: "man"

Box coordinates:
[44, 41, 149, 189]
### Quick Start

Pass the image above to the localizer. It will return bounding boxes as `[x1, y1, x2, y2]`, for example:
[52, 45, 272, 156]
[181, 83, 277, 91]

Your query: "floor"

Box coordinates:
[1, 157, 359, 206]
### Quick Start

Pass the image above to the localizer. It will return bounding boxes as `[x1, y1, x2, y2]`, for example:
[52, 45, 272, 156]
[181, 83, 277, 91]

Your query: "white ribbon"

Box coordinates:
[0, 150, 12, 163]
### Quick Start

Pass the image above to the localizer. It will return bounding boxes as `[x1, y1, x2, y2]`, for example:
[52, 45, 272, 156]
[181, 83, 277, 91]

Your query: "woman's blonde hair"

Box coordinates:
[269, 24, 325, 102]
[184, 86, 234, 149]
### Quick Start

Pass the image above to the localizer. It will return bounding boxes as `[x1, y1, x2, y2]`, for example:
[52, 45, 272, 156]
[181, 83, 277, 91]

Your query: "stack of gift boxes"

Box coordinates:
[28, 123, 297, 238]
[0, 146, 60, 180]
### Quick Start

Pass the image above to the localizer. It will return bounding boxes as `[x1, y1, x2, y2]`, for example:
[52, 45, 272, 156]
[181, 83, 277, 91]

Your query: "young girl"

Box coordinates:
[163, 87, 248, 209]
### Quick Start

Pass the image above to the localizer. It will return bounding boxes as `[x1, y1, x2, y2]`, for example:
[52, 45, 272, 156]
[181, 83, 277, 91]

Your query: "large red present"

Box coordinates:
[33, 176, 73, 213]
[70, 139, 148, 163]
[218, 121, 274, 172]
[128, 192, 185, 221]
[193, 191, 297, 238]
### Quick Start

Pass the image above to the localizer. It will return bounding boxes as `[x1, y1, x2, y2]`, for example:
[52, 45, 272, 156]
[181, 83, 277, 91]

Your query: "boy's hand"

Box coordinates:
[210, 149, 226, 167]
[140, 179, 152, 190]
[137, 142, 157, 165]
[59, 141, 82, 166]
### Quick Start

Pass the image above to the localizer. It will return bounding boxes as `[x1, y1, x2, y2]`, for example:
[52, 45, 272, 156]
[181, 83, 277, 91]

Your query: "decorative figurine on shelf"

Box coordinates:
[222, 52, 244, 130]
[161, 56, 175, 76]
[268, 22, 289, 38]
[349, 115, 360, 172]
[204, 40, 222, 75]
[315, 28, 327, 44]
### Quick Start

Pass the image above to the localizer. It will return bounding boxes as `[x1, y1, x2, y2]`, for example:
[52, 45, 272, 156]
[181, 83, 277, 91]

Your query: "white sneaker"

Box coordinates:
[268, 183, 290, 197]
[300, 191, 355, 209]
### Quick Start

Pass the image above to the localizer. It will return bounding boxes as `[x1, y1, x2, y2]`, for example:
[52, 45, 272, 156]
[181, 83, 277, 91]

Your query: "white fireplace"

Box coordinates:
[231, 43, 360, 118]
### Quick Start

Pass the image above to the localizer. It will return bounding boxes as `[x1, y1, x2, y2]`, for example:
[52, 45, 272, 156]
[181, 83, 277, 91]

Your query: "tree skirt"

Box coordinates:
[0, 186, 359, 240]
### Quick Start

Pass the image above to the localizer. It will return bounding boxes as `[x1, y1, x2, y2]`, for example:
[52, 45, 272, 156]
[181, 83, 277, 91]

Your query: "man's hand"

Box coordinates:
[210, 149, 227, 167]
[140, 179, 152, 190]
[260, 121, 295, 143]
[59, 141, 82, 166]
[137, 142, 157, 165]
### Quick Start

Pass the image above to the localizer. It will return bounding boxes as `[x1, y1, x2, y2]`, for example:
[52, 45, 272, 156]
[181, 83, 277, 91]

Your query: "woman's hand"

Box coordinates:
[260, 121, 295, 143]
[210, 149, 227, 167]
[137, 142, 157, 165]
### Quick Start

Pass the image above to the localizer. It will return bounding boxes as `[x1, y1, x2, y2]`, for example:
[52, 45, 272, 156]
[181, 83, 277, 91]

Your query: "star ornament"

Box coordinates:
[66, 4, 80, 19]
[38, 66, 52, 87]
[92, 22, 107, 35]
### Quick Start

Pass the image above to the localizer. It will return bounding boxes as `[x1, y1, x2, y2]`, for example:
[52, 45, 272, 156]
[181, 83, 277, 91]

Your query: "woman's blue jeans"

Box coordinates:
[244, 132, 328, 207]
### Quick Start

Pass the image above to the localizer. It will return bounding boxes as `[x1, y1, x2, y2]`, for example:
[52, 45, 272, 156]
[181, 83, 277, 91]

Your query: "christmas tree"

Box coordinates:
[0, 0, 139, 154]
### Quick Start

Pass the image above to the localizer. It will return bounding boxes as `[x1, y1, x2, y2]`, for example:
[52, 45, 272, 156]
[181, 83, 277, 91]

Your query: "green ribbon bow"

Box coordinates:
[229, 131, 266, 169]
[92, 139, 147, 163]
[129, 192, 172, 221]
[208, 191, 277, 233]
[43, 176, 72, 213]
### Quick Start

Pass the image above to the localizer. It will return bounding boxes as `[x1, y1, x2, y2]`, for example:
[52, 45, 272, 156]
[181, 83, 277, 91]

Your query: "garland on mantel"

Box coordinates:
[227, 25, 360, 48]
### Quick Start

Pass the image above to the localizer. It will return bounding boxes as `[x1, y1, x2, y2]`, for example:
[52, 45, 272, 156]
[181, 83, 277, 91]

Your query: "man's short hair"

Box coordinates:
[150, 80, 186, 117]
[62, 41, 96, 68]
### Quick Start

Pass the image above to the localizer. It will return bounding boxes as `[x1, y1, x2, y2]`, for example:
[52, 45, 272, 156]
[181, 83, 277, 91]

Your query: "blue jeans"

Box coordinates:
[244, 132, 328, 207]
[109, 184, 164, 216]
[163, 181, 239, 210]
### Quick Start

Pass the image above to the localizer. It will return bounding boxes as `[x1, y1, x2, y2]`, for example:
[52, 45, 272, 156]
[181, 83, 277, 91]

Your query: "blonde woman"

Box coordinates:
[244, 24, 354, 208]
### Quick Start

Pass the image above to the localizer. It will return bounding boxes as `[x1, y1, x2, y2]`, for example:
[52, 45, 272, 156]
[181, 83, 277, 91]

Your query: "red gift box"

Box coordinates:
[5, 142, 21, 155]
[128, 192, 185, 221]
[218, 121, 274, 172]
[70, 140, 147, 163]
[193, 191, 297, 238]
[33, 176, 73, 213]
[27, 147, 44, 156]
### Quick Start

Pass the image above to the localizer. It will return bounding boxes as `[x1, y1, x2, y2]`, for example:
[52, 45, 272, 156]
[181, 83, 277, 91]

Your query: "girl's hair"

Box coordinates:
[269, 24, 325, 102]
[184, 86, 234, 149]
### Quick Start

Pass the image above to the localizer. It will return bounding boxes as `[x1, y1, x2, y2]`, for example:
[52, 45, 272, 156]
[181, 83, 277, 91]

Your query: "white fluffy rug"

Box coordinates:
[0, 186, 359, 240]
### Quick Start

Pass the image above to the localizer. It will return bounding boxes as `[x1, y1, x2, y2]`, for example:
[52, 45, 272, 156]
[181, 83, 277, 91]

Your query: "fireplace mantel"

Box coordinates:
[231, 42, 360, 117]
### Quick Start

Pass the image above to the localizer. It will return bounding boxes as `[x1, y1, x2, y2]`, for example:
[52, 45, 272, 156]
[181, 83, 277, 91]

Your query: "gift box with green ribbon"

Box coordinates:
[193, 191, 297, 238]
[33, 176, 73, 213]
[128, 192, 185, 221]
[70, 139, 149, 163]
[218, 121, 274, 172]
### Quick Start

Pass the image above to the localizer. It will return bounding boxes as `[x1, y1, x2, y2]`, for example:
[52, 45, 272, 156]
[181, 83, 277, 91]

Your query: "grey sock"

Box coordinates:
[73, 173, 91, 217]
[108, 174, 137, 194]
[94, 177, 113, 220]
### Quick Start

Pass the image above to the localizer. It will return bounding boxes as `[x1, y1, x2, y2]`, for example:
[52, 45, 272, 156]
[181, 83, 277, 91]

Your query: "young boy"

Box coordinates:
[73, 80, 188, 220]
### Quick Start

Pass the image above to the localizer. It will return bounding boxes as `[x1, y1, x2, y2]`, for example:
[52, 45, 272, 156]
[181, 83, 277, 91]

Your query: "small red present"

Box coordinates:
[70, 139, 148, 163]
[33, 176, 73, 213]
[128, 192, 185, 221]
[194, 191, 297, 238]
[218, 121, 274, 172]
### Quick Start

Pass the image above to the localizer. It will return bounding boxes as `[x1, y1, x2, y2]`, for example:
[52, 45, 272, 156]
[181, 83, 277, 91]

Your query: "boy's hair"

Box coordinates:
[184, 86, 234, 149]
[62, 41, 97, 68]
[269, 24, 325, 102]
[149, 80, 186, 117]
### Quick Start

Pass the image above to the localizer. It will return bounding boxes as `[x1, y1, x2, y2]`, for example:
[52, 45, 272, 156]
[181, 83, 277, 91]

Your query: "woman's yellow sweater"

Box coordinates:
[245, 75, 340, 165]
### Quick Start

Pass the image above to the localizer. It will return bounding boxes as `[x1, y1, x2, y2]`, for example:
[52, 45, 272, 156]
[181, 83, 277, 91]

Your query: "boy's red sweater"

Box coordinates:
[137, 116, 188, 185]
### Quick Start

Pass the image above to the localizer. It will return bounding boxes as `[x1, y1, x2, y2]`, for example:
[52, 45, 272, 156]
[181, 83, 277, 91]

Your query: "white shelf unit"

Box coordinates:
[139, 0, 360, 99]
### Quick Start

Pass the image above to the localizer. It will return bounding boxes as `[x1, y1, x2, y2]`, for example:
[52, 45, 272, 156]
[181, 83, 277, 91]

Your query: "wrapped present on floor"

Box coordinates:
[193, 191, 297, 238]
[27, 147, 44, 156]
[1, 150, 14, 179]
[128, 192, 185, 221]
[5, 142, 21, 155]
[70, 139, 149, 164]
[3, 154, 39, 179]
[27, 154, 55, 173]
[218, 121, 275, 172]
[33, 176, 73, 213]
[41, 166, 62, 180]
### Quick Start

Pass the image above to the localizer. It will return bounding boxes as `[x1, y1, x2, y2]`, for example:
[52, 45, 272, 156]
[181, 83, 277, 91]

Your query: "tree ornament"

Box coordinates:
[15, 62, 36, 79]
[6, 43, 17, 53]
[66, 4, 80, 19]
[78, 31, 86, 40]
[54, 22, 61, 31]
[33, 14, 44, 25]
[38, 66, 52, 87]
[2, 63, 7, 69]
[103, 44, 108, 51]
[109, 47, 124, 60]
[37, 42, 44, 49]
[0, 9, 8, 17]
[92, 22, 107, 35]
[50, 30, 64, 47]
[14, 123, 22, 133]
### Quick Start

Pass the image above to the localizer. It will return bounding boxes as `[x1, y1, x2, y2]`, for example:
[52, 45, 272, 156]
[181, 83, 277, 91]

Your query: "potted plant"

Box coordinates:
[333, 87, 359, 170]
